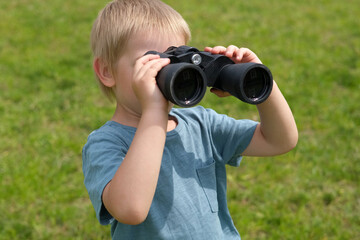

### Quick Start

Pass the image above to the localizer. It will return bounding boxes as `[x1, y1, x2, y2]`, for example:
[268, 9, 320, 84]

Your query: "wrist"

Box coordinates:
[140, 106, 169, 126]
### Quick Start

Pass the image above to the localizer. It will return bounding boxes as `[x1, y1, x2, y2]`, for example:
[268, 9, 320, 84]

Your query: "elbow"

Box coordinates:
[290, 121, 299, 150]
[110, 203, 149, 225]
[289, 127, 299, 150]
[291, 133, 299, 150]
[103, 184, 151, 225]
[280, 130, 298, 154]
[121, 209, 148, 225]
[285, 138, 298, 154]
[267, 130, 298, 156]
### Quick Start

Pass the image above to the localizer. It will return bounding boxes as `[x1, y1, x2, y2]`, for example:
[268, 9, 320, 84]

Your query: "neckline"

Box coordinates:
[105, 109, 184, 137]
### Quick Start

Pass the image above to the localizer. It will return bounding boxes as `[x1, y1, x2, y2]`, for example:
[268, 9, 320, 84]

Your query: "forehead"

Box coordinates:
[125, 30, 186, 57]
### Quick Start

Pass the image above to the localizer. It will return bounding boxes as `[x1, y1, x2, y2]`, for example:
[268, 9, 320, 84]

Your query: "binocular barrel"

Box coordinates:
[215, 63, 273, 105]
[156, 63, 207, 107]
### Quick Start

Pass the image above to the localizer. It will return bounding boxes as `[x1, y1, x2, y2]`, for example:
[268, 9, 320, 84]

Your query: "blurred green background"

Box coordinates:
[0, 0, 359, 239]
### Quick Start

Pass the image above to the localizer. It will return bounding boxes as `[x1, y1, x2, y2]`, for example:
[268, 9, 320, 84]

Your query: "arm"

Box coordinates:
[102, 55, 171, 225]
[205, 46, 298, 156]
[244, 80, 298, 156]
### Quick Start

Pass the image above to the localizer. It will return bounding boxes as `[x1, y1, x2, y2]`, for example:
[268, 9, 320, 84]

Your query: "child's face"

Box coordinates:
[112, 31, 185, 117]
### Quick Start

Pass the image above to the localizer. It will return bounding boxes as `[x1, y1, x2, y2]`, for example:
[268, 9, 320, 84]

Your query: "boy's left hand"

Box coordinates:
[204, 45, 262, 64]
[204, 45, 262, 97]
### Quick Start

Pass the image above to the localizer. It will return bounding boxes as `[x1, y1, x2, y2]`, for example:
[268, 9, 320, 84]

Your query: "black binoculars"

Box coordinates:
[146, 46, 273, 107]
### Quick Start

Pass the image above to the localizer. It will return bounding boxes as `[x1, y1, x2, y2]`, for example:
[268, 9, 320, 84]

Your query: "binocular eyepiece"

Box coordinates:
[146, 46, 273, 107]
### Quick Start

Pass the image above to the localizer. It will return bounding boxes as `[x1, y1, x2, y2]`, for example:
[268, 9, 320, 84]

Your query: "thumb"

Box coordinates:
[210, 88, 231, 97]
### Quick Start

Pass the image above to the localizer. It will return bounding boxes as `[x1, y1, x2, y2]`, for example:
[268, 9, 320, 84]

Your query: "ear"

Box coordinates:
[93, 58, 116, 87]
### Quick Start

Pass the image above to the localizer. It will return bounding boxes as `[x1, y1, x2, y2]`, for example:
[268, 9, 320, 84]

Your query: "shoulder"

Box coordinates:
[83, 121, 135, 155]
[171, 106, 247, 128]
[170, 106, 220, 123]
[87, 121, 135, 141]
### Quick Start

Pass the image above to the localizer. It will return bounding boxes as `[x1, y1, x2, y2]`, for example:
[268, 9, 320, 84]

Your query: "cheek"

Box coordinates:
[114, 70, 138, 103]
[114, 61, 133, 89]
[112, 56, 143, 109]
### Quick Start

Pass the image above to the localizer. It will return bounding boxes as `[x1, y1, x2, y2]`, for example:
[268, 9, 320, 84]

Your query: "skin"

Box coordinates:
[204, 45, 298, 156]
[93, 34, 298, 225]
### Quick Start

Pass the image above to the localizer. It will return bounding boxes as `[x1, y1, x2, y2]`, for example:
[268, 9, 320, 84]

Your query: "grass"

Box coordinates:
[1, 0, 359, 239]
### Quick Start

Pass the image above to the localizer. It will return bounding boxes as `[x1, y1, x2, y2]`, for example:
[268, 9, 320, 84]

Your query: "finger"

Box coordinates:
[204, 47, 213, 52]
[210, 88, 231, 97]
[134, 55, 168, 74]
[225, 45, 239, 58]
[233, 48, 245, 62]
[236, 48, 250, 62]
[134, 54, 162, 76]
[209, 46, 227, 55]
[136, 54, 161, 66]
[235, 48, 261, 63]
[135, 58, 170, 81]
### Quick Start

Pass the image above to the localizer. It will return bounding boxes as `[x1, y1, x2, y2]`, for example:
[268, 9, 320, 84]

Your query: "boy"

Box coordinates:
[82, 0, 298, 239]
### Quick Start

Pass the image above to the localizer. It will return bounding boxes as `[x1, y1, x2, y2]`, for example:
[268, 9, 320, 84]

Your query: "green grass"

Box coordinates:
[1, 0, 359, 239]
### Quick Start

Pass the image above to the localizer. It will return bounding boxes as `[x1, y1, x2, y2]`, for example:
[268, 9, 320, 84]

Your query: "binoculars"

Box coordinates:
[146, 46, 273, 107]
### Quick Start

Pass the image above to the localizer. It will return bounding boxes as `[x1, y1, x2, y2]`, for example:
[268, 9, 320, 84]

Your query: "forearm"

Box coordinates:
[103, 109, 168, 224]
[204, 45, 297, 156]
[256, 81, 298, 153]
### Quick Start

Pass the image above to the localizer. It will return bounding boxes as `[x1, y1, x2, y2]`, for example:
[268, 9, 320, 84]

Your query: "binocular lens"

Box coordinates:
[243, 68, 267, 100]
[217, 63, 273, 104]
[173, 68, 202, 104]
[156, 63, 207, 107]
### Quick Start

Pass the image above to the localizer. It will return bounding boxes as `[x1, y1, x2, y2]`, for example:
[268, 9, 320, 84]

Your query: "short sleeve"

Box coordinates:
[205, 108, 258, 166]
[82, 130, 130, 225]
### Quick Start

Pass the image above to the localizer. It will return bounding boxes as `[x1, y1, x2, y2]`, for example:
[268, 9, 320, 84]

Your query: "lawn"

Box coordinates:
[0, 0, 359, 239]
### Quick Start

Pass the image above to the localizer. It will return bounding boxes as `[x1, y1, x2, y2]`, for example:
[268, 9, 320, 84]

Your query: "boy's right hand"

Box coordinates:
[103, 57, 172, 225]
[132, 54, 171, 113]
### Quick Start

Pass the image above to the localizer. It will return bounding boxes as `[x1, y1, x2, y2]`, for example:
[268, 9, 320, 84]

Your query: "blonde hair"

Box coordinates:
[91, 0, 191, 100]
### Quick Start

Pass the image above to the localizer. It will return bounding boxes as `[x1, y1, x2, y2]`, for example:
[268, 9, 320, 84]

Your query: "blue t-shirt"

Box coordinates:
[82, 106, 258, 239]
